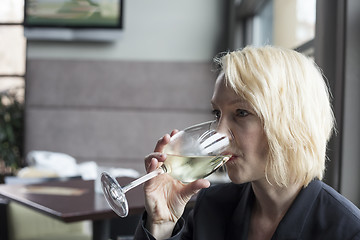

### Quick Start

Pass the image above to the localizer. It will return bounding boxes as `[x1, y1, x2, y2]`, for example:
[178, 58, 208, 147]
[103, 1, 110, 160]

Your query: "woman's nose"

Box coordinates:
[216, 120, 234, 140]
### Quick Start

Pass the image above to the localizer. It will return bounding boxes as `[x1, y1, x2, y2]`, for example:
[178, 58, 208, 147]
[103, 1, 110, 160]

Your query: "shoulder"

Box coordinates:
[307, 180, 360, 238]
[278, 180, 360, 239]
[317, 181, 360, 221]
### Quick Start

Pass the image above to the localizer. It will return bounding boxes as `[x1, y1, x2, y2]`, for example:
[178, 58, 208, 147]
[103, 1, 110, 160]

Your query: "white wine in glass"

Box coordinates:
[101, 120, 230, 217]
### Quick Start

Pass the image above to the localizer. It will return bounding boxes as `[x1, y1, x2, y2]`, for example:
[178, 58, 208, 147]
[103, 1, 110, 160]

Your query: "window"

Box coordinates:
[273, 0, 316, 55]
[228, 0, 316, 56]
[0, 0, 26, 101]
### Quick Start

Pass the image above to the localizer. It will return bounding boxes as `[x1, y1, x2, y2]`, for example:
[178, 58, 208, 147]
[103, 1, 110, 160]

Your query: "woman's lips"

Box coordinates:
[223, 152, 238, 162]
[228, 155, 238, 162]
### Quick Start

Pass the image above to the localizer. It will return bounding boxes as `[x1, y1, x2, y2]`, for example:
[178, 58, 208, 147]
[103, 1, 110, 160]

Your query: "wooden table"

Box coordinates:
[0, 177, 144, 240]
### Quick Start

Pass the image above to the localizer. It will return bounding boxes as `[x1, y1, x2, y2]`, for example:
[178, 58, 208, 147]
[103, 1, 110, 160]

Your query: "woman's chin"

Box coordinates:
[226, 169, 244, 184]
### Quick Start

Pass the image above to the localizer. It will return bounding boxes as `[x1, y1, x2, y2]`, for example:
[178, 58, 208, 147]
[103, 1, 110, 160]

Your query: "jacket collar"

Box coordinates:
[226, 182, 254, 239]
[272, 180, 323, 239]
[226, 180, 323, 240]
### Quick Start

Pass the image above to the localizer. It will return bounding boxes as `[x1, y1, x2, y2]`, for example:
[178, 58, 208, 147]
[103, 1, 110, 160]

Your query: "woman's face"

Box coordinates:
[211, 73, 269, 184]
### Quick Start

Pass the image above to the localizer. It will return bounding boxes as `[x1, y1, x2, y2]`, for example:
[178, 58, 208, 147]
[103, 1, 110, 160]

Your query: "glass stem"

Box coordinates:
[121, 167, 164, 193]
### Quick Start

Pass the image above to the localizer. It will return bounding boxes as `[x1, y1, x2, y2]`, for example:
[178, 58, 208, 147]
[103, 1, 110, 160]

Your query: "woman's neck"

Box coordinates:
[251, 179, 302, 221]
[247, 180, 303, 240]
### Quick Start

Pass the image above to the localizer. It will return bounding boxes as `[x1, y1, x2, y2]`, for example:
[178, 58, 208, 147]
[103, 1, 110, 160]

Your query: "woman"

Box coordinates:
[134, 46, 360, 239]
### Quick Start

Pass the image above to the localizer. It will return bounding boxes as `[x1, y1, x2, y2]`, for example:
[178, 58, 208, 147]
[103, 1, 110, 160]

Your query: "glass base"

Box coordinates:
[101, 172, 129, 217]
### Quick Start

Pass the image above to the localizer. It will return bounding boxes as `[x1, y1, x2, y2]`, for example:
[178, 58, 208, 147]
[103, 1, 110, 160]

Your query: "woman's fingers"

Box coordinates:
[145, 153, 167, 173]
[154, 134, 171, 152]
[146, 158, 158, 172]
[170, 129, 179, 137]
[144, 130, 178, 172]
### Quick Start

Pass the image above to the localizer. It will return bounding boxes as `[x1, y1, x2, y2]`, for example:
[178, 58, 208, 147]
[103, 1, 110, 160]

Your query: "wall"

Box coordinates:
[315, 0, 360, 206]
[27, 0, 225, 61]
[25, 0, 226, 174]
[341, 0, 360, 206]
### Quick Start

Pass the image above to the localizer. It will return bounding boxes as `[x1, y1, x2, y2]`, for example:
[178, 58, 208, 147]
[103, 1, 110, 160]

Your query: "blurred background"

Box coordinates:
[0, 0, 359, 206]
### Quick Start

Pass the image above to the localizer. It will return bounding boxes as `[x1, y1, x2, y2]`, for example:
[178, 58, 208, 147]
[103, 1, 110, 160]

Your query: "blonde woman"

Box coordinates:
[134, 46, 360, 240]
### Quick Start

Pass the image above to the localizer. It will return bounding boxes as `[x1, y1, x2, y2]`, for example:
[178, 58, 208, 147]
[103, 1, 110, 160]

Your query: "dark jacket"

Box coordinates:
[134, 180, 360, 239]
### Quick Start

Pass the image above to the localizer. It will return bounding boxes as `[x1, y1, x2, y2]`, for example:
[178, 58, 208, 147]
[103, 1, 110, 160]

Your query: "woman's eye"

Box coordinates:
[236, 109, 249, 117]
[212, 110, 221, 120]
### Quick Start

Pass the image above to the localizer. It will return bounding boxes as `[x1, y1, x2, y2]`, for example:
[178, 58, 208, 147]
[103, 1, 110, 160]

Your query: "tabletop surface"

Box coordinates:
[0, 177, 144, 222]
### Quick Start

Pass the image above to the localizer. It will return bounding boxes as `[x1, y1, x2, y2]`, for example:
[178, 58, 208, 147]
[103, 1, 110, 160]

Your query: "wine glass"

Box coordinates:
[101, 120, 230, 217]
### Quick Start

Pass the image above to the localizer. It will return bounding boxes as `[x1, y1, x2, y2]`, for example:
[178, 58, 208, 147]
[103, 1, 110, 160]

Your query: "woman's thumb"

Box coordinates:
[181, 179, 210, 201]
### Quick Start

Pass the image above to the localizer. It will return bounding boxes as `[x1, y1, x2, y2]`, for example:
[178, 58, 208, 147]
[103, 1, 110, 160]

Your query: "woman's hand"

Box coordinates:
[143, 130, 210, 239]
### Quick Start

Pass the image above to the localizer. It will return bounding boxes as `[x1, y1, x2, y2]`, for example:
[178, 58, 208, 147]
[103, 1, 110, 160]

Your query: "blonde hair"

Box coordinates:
[216, 46, 335, 187]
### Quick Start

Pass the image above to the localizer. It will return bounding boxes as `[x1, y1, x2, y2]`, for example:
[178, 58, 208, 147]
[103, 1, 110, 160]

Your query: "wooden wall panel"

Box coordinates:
[25, 59, 217, 173]
[25, 59, 217, 110]
[25, 108, 211, 173]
